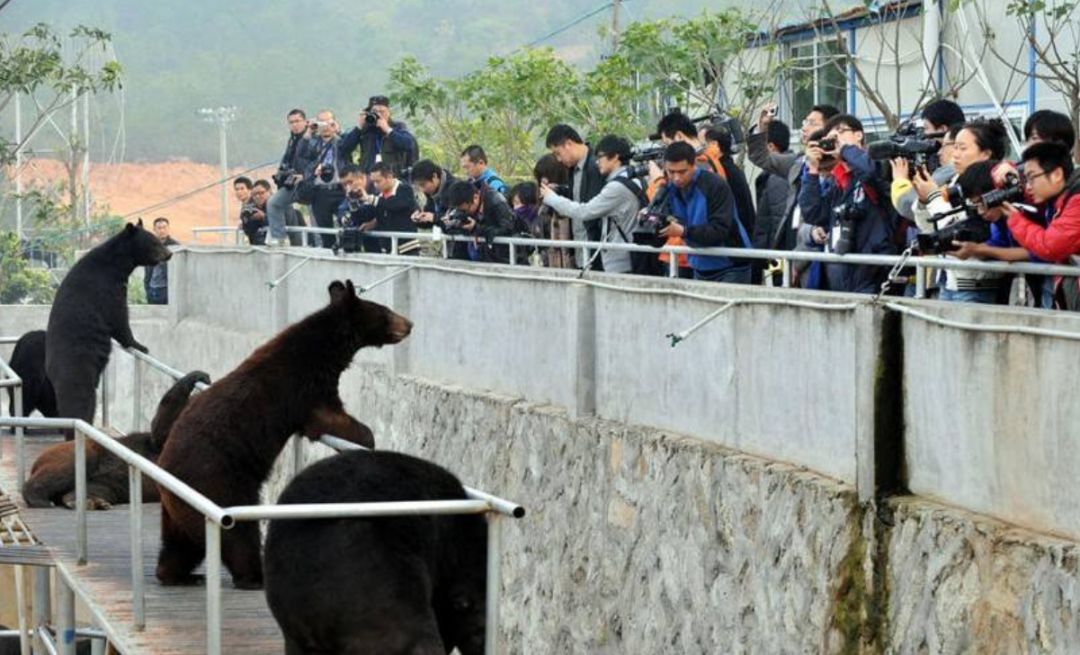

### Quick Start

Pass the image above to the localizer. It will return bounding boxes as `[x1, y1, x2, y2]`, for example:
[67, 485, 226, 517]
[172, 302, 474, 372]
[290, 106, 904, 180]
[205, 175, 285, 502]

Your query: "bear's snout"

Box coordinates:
[386, 313, 413, 343]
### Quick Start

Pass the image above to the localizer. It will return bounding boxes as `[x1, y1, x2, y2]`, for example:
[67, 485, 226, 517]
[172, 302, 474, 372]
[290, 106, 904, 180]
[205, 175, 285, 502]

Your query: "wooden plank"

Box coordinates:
[0, 436, 285, 654]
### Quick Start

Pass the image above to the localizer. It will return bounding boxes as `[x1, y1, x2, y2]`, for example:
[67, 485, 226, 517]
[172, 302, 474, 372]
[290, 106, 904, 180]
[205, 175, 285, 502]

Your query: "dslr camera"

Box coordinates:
[272, 167, 299, 190]
[440, 208, 474, 235]
[363, 110, 379, 127]
[868, 121, 942, 171]
[633, 185, 673, 242]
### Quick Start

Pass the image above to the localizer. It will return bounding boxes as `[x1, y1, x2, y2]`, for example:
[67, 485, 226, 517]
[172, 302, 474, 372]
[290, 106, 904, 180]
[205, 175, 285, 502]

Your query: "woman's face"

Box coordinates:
[952, 128, 992, 175]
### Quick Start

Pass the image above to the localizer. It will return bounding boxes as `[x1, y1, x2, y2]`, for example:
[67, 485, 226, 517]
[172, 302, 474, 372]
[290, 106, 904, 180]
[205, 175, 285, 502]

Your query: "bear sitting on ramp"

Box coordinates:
[155, 280, 412, 590]
[22, 370, 209, 509]
[45, 219, 172, 433]
[264, 450, 488, 655]
[5, 330, 57, 419]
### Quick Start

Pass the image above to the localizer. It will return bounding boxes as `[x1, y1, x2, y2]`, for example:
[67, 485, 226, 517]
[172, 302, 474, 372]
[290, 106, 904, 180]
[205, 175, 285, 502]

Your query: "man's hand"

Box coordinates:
[359, 219, 377, 232]
[376, 116, 392, 134]
[890, 157, 911, 182]
[835, 128, 861, 149]
[912, 166, 938, 203]
[411, 210, 434, 224]
[538, 182, 554, 200]
[805, 145, 825, 173]
[951, 241, 985, 260]
[991, 160, 1019, 186]
[252, 209, 266, 221]
[811, 226, 828, 245]
[658, 220, 684, 238]
[287, 173, 303, 186]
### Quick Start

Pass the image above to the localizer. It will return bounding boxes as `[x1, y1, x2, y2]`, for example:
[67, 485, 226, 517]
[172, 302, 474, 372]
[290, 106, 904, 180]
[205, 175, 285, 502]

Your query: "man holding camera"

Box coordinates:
[410, 160, 459, 223]
[1007, 142, 1080, 309]
[538, 135, 643, 274]
[339, 95, 418, 176]
[342, 162, 421, 255]
[444, 179, 515, 263]
[799, 115, 897, 294]
[266, 109, 315, 247]
[240, 180, 271, 245]
[303, 110, 351, 249]
[653, 142, 749, 283]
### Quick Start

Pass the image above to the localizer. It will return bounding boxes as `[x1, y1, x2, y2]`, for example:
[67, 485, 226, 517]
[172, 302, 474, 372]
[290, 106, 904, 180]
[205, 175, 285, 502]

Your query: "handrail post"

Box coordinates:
[781, 258, 792, 288]
[100, 358, 110, 428]
[58, 578, 75, 655]
[484, 512, 503, 655]
[915, 264, 927, 299]
[391, 235, 399, 255]
[132, 356, 144, 431]
[667, 250, 678, 278]
[508, 242, 516, 266]
[205, 520, 222, 655]
[130, 466, 146, 630]
[32, 568, 51, 654]
[75, 426, 87, 565]
[15, 384, 25, 489]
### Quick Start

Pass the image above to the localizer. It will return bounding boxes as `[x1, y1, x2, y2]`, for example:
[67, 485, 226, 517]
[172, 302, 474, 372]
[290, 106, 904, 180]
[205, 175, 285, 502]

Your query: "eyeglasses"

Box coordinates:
[834, 127, 856, 134]
[1024, 171, 1048, 186]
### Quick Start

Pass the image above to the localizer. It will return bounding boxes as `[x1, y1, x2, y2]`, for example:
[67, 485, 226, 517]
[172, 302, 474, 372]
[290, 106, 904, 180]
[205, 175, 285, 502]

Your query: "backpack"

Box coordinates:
[612, 176, 648, 209]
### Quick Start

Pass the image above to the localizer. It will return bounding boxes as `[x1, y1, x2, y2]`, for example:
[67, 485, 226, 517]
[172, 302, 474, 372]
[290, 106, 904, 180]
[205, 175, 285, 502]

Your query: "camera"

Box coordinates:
[239, 205, 262, 226]
[440, 208, 474, 235]
[630, 143, 666, 163]
[869, 122, 943, 171]
[633, 185, 673, 241]
[978, 172, 1024, 209]
[817, 137, 837, 152]
[273, 168, 298, 190]
[829, 203, 862, 255]
[317, 165, 336, 184]
[626, 163, 652, 179]
[915, 214, 992, 255]
[364, 111, 378, 126]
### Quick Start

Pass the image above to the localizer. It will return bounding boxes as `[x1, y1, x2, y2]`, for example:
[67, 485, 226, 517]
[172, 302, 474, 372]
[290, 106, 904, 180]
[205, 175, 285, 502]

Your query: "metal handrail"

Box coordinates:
[0, 349, 26, 485]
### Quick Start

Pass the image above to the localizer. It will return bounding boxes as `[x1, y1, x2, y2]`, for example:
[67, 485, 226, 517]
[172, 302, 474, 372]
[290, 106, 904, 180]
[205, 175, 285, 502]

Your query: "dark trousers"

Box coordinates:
[311, 187, 345, 249]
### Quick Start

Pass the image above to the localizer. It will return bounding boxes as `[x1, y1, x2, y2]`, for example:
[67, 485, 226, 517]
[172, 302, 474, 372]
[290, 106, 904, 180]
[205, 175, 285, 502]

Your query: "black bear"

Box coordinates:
[22, 370, 209, 509]
[264, 450, 488, 655]
[155, 280, 412, 589]
[5, 330, 57, 419]
[45, 220, 171, 433]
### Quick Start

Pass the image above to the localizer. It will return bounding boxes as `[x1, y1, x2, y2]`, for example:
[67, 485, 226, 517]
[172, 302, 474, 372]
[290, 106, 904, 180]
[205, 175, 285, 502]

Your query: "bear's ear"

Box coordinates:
[328, 280, 348, 303]
[345, 280, 356, 295]
[123, 223, 137, 234]
[136, 217, 144, 228]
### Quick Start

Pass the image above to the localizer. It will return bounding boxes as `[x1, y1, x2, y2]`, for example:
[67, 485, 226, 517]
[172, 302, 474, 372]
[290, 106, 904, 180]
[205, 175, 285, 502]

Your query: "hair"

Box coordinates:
[287, 108, 306, 119]
[234, 176, 253, 189]
[446, 180, 479, 208]
[920, 99, 966, 130]
[657, 112, 697, 141]
[370, 162, 395, 177]
[460, 145, 488, 164]
[253, 179, 272, 191]
[824, 113, 864, 135]
[1024, 109, 1076, 148]
[545, 124, 584, 148]
[410, 159, 441, 182]
[339, 164, 363, 178]
[533, 153, 568, 185]
[946, 122, 964, 140]
[594, 134, 632, 164]
[766, 120, 791, 153]
[704, 126, 733, 154]
[1022, 141, 1075, 178]
[810, 104, 841, 121]
[956, 160, 1000, 197]
[664, 141, 697, 165]
[510, 182, 539, 207]
[153, 216, 169, 226]
[959, 117, 1010, 160]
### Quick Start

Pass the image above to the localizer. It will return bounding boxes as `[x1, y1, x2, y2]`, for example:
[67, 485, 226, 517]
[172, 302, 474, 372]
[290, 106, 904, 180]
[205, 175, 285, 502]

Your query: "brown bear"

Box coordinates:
[155, 280, 412, 590]
[21, 370, 209, 509]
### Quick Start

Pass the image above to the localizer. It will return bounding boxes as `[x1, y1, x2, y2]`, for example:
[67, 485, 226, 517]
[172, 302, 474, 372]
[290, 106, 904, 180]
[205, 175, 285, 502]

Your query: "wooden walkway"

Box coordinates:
[0, 435, 285, 655]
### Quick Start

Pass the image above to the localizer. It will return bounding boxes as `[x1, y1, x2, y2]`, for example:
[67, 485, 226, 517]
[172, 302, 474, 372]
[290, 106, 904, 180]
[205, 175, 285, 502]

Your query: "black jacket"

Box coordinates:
[278, 133, 316, 177]
[422, 169, 458, 218]
[720, 155, 755, 237]
[304, 136, 353, 189]
[340, 120, 419, 175]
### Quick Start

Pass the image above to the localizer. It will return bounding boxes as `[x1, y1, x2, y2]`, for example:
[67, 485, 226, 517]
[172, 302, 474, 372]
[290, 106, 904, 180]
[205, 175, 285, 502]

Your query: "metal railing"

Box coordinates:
[189, 225, 1080, 300]
[0, 343, 525, 655]
[0, 337, 26, 485]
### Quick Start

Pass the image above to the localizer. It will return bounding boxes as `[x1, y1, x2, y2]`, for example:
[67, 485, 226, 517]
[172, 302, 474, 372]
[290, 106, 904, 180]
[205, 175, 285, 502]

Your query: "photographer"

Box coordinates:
[655, 142, 750, 283]
[409, 159, 458, 226]
[704, 125, 755, 241]
[538, 135, 643, 274]
[339, 95, 418, 175]
[304, 110, 350, 249]
[267, 109, 316, 246]
[460, 144, 509, 197]
[747, 102, 840, 251]
[534, 153, 575, 268]
[340, 163, 420, 255]
[1007, 142, 1080, 309]
[444, 179, 515, 263]
[240, 180, 272, 245]
[891, 99, 966, 222]
[909, 118, 1012, 302]
[752, 120, 793, 251]
[545, 125, 604, 251]
[799, 115, 897, 294]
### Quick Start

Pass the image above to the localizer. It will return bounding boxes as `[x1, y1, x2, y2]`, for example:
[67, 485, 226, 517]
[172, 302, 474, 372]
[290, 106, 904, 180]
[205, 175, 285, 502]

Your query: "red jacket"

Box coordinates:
[1008, 192, 1080, 263]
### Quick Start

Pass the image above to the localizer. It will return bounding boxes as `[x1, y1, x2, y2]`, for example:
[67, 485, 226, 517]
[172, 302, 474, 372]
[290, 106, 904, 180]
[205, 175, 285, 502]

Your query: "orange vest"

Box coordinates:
[655, 149, 726, 268]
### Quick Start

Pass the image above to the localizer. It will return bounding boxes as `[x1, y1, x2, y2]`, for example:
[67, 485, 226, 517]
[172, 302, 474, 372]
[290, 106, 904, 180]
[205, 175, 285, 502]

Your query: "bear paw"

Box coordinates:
[62, 493, 113, 511]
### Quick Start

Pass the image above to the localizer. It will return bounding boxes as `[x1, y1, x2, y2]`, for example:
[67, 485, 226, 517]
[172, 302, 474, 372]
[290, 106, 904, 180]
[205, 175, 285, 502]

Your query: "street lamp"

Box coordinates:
[197, 106, 238, 228]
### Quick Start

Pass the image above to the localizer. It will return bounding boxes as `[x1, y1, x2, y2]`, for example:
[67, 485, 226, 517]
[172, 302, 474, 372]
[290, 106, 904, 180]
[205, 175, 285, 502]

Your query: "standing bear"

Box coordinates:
[22, 370, 209, 509]
[5, 330, 57, 419]
[45, 220, 172, 432]
[155, 280, 412, 589]
[264, 450, 489, 655]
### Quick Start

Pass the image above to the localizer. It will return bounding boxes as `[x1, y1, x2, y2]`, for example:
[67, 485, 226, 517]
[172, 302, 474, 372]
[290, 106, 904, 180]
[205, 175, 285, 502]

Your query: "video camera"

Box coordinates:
[625, 143, 667, 179]
[915, 172, 1024, 254]
[633, 184, 674, 243]
[869, 121, 943, 171]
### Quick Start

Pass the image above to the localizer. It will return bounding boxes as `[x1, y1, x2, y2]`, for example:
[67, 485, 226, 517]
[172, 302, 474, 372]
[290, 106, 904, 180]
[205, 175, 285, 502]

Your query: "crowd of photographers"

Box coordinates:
[236, 92, 1080, 311]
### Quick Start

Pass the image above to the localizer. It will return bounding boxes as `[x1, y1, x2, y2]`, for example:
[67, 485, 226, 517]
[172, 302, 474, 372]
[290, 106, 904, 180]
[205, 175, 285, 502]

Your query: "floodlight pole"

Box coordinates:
[198, 106, 238, 228]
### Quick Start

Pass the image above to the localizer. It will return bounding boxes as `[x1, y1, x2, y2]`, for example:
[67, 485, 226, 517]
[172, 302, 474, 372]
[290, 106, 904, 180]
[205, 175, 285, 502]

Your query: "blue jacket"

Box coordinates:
[669, 168, 745, 272]
[797, 145, 897, 293]
[472, 168, 508, 197]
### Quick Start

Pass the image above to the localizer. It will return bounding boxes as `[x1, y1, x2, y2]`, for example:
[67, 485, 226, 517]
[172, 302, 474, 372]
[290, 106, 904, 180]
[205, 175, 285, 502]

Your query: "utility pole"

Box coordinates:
[197, 106, 238, 228]
[14, 92, 22, 240]
[611, 0, 622, 51]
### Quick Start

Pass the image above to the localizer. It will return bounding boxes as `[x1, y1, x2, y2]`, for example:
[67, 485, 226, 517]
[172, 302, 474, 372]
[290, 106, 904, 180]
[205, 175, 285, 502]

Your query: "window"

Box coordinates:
[788, 39, 849, 125]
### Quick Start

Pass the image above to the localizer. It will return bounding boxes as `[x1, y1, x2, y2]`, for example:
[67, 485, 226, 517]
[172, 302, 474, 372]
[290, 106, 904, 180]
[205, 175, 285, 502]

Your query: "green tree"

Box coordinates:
[0, 231, 53, 304]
